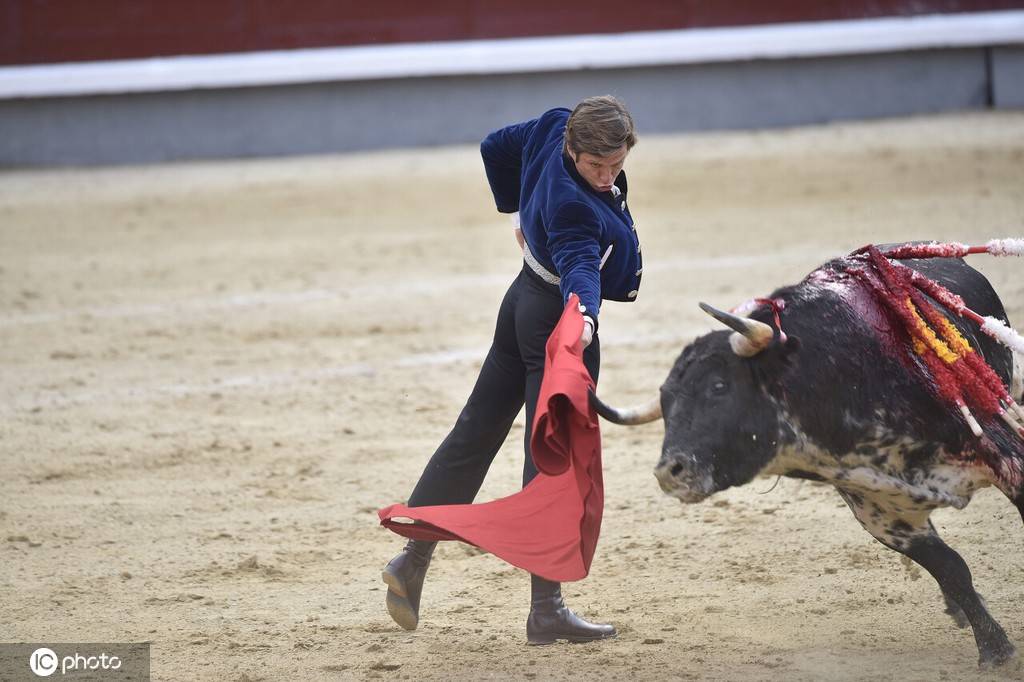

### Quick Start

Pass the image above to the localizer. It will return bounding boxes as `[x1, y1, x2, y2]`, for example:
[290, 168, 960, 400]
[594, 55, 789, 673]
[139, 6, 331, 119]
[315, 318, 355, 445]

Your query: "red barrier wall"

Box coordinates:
[2, 0, 1022, 66]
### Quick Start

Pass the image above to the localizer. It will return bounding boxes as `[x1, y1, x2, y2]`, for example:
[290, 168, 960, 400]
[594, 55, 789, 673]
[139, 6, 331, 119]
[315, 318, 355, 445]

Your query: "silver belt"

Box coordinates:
[523, 241, 561, 285]
[523, 240, 615, 286]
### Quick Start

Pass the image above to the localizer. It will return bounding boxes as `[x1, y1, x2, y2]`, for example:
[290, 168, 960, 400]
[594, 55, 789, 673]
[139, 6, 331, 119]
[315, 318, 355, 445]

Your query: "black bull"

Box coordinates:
[591, 254, 1023, 668]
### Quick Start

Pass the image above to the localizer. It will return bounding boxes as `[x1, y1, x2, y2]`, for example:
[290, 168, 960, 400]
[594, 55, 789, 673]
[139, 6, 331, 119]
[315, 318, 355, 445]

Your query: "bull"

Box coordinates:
[591, 252, 1023, 667]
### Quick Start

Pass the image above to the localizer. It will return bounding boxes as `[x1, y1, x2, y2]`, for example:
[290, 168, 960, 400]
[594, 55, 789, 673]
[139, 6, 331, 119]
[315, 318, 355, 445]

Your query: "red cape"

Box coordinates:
[378, 295, 603, 582]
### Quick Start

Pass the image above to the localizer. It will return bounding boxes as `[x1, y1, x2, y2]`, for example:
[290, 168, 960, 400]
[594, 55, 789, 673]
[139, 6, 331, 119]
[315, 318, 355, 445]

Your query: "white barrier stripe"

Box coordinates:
[1, 11, 1022, 99]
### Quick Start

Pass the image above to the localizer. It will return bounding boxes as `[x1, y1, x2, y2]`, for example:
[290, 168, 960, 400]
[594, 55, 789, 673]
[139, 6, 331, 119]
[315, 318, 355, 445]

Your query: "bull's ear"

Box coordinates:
[753, 333, 800, 380]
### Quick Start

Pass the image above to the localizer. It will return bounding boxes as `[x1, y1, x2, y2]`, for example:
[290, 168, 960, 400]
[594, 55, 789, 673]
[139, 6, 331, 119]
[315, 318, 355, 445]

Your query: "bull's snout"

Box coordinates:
[654, 450, 715, 503]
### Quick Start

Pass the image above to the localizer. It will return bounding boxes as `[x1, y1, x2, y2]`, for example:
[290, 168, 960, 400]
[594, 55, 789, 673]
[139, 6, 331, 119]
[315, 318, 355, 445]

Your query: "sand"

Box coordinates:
[2, 111, 1023, 681]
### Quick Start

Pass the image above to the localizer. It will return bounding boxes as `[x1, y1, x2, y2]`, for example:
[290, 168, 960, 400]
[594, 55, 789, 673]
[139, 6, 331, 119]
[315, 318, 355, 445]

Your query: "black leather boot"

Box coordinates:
[382, 539, 436, 630]
[526, 575, 617, 645]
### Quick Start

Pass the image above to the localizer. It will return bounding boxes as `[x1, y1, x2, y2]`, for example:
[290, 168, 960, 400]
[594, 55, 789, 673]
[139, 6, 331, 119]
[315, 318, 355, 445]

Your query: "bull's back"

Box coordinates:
[765, 252, 1015, 459]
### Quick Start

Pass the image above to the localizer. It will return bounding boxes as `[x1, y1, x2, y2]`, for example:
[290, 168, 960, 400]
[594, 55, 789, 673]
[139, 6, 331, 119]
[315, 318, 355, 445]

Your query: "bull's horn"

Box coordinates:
[588, 388, 662, 425]
[699, 302, 774, 357]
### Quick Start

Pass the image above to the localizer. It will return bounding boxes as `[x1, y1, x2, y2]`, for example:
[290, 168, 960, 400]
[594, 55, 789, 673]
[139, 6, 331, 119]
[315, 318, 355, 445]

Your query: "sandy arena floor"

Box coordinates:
[2, 112, 1023, 681]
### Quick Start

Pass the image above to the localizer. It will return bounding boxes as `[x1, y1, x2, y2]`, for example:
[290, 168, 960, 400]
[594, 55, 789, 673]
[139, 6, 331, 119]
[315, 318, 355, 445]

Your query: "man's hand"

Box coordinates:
[581, 317, 594, 348]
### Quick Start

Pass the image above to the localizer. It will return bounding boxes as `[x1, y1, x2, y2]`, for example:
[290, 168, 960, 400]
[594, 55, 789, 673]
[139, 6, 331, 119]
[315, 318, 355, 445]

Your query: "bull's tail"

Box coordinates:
[1016, 493, 1024, 526]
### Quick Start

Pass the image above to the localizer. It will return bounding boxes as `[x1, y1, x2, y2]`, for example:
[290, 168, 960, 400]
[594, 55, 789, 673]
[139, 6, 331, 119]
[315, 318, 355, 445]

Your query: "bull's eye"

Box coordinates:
[708, 379, 728, 397]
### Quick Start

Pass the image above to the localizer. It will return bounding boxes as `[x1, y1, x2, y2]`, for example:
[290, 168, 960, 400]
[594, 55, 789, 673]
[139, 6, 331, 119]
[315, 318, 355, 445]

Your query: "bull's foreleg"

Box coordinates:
[901, 531, 1016, 668]
[835, 489, 1016, 668]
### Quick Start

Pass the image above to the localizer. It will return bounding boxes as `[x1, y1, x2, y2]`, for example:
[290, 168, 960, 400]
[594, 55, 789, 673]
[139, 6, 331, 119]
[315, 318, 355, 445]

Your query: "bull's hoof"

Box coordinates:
[978, 640, 1017, 669]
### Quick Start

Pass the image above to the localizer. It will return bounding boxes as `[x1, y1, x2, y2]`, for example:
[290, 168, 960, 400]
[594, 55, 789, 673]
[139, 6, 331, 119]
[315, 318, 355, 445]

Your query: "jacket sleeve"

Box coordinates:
[547, 201, 603, 324]
[480, 118, 538, 214]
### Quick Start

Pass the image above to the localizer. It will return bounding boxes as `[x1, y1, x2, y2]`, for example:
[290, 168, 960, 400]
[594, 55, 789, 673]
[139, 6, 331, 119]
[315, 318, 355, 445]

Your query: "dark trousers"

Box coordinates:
[408, 264, 600, 507]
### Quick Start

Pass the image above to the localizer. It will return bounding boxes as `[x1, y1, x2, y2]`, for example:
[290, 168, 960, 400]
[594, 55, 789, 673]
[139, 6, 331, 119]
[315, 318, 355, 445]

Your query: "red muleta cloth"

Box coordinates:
[377, 295, 603, 582]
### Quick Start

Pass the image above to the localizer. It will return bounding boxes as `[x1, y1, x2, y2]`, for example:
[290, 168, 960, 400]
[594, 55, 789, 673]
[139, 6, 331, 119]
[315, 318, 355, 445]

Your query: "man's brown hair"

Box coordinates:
[564, 95, 637, 157]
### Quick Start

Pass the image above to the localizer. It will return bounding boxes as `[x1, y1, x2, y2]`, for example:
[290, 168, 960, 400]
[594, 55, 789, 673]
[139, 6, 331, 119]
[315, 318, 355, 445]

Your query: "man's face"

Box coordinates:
[570, 145, 629, 193]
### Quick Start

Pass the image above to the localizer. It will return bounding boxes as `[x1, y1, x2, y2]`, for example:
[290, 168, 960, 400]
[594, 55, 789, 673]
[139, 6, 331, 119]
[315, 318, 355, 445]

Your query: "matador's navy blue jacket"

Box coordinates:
[480, 107, 642, 327]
